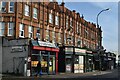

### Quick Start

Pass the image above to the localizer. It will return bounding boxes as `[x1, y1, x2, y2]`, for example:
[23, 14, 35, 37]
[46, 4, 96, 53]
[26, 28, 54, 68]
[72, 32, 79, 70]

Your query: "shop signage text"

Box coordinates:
[38, 41, 56, 48]
[11, 46, 23, 53]
[75, 48, 86, 53]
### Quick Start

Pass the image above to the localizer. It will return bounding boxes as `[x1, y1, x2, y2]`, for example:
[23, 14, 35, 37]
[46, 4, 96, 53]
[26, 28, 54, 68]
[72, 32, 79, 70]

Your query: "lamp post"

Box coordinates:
[96, 8, 110, 71]
[97, 8, 110, 28]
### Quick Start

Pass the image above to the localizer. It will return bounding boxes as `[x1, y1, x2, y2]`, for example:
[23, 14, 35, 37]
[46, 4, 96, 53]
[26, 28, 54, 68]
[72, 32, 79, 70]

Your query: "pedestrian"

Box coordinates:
[36, 61, 42, 76]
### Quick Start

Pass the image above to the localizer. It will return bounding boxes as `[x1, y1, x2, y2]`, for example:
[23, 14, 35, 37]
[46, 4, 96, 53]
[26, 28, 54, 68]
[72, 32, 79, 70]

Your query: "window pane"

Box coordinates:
[1, 2, 6, 12]
[19, 24, 24, 37]
[33, 8, 37, 18]
[10, 2, 14, 6]
[2, 2, 6, 7]
[0, 22, 5, 36]
[8, 23, 14, 36]
[25, 5, 29, 16]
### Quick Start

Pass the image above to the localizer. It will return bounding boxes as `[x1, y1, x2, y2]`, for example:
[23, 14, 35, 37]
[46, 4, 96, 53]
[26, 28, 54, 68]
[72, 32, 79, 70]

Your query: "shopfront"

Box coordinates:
[58, 47, 86, 73]
[30, 40, 59, 76]
[74, 48, 86, 73]
[58, 46, 73, 73]
[86, 51, 94, 72]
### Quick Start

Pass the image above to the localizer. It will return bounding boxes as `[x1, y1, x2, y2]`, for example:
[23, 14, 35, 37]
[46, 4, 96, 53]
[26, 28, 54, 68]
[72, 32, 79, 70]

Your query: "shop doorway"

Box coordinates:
[41, 54, 48, 74]
[49, 55, 55, 74]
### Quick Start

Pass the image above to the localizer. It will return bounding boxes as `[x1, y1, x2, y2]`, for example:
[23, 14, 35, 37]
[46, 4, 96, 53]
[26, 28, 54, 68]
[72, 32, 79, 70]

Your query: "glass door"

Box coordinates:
[49, 55, 55, 74]
[41, 54, 48, 74]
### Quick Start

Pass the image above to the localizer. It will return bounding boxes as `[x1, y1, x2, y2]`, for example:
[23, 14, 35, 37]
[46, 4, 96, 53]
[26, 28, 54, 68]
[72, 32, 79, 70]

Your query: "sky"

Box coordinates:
[57, 0, 118, 53]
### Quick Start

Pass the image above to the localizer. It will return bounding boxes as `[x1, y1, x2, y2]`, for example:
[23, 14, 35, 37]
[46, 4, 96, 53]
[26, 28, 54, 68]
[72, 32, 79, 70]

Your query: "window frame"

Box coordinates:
[24, 4, 30, 16]
[36, 28, 40, 40]
[0, 22, 5, 36]
[1, 2, 7, 13]
[49, 13, 53, 24]
[33, 7, 38, 19]
[19, 23, 24, 38]
[8, 22, 14, 36]
[52, 31, 56, 43]
[9, 2, 14, 13]
[66, 16, 68, 28]
[55, 15, 59, 25]
[28, 26, 33, 39]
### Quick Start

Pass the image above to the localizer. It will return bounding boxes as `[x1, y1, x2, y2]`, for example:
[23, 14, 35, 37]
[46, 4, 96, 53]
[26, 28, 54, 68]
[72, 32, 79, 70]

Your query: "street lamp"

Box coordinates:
[96, 8, 110, 71]
[97, 8, 110, 28]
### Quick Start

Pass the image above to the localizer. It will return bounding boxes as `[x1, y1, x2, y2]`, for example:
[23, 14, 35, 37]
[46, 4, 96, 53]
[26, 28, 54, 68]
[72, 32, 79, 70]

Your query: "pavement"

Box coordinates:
[1, 69, 119, 80]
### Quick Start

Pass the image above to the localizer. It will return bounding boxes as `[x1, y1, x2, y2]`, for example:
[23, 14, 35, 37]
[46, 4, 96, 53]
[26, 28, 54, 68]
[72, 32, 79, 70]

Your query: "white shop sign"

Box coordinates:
[38, 41, 56, 48]
[11, 46, 23, 53]
[75, 48, 86, 53]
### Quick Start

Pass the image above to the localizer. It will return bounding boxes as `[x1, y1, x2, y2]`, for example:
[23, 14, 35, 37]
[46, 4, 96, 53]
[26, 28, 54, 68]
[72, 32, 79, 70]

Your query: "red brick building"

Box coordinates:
[0, 1, 101, 75]
[0, 1, 99, 49]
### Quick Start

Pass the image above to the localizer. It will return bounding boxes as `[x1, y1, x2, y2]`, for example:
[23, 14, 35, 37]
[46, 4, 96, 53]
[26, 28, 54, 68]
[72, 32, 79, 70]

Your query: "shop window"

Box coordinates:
[0, 22, 5, 36]
[9, 2, 14, 12]
[8, 22, 14, 36]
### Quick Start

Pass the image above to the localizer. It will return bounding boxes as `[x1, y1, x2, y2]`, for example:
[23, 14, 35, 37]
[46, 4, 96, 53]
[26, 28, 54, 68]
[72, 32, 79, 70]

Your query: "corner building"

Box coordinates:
[0, 1, 100, 76]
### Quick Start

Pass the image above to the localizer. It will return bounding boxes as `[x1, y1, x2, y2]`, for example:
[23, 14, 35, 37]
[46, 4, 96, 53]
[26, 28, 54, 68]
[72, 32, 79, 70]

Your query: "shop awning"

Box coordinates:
[31, 40, 59, 52]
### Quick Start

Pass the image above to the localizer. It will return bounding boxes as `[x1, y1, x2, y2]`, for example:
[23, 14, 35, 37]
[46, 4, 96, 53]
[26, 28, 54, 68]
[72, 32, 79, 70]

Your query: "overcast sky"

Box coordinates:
[57, 0, 118, 53]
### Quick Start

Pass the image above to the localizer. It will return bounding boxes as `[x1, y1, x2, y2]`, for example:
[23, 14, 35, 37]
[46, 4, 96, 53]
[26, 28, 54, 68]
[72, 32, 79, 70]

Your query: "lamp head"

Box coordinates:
[106, 8, 110, 11]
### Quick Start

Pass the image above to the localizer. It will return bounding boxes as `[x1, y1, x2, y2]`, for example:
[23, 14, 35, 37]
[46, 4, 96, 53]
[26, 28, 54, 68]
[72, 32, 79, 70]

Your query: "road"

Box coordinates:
[1, 69, 120, 80]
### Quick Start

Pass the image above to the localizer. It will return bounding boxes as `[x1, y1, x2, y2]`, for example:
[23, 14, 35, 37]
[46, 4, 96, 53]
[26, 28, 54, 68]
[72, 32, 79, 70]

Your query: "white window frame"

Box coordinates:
[46, 30, 50, 41]
[58, 33, 61, 44]
[66, 16, 68, 28]
[70, 18, 72, 28]
[49, 0, 53, 2]
[33, 8, 37, 19]
[49, 13, 53, 24]
[55, 15, 59, 25]
[24, 4, 29, 16]
[8, 22, 14, 36]
[76, 22, 79, 33]
[36, 28, 40, 40]
[64, 33, 66, 44]
[52, 31, 56, 43]
[9, 2, 14, 13]
[19, 23, 24, 38]
[1, 2, 7, 12]
[28, 26, 33, 39]
[0, 22, 5, 36]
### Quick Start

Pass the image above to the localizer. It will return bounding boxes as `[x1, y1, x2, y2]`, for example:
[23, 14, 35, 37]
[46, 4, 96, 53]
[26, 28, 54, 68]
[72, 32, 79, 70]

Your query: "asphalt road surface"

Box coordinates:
[2, 69, 120, 80]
